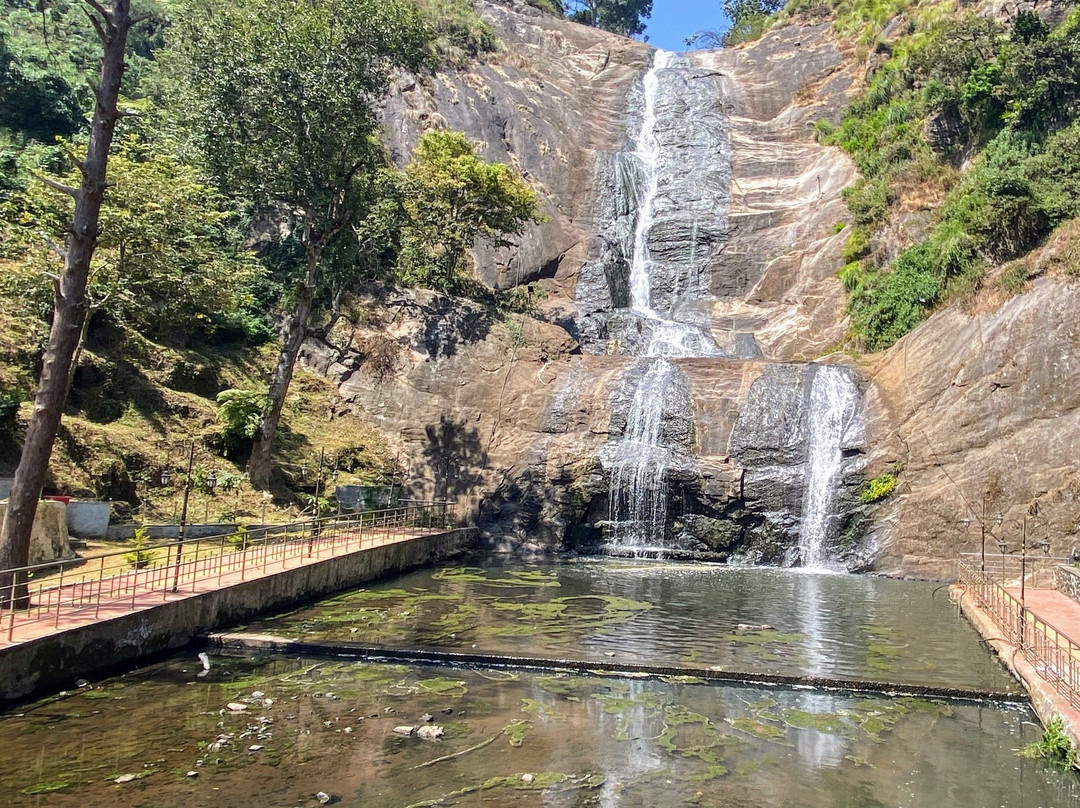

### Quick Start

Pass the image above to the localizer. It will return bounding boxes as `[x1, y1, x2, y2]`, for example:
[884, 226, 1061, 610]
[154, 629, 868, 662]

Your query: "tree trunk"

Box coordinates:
[0, 0, 138, 608]
[248, 243, 322, 490]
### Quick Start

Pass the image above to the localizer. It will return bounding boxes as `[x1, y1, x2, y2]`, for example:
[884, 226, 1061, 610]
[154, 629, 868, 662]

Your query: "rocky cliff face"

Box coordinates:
[298, 1, 878, 564]
[863, 275, 1080, 579]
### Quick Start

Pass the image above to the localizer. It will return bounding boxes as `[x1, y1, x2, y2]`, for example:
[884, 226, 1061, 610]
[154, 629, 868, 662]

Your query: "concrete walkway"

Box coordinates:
[955, 583, 1080, 758]
[0, 528, 429, 650]
[0, 527, 475, 701]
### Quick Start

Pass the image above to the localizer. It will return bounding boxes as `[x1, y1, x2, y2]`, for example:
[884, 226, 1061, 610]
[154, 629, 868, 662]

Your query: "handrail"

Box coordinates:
[958, 556, 1080, 708]
[0, 500, 458, 643]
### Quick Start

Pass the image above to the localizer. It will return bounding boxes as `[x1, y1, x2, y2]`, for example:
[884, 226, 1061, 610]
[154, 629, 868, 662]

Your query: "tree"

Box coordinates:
[564, 0, 653, 38]
[396, 130, 545, 293]
[0, 0, 148, 607]
[164, 0, 431, 489]
[1, 125, 261, 364]
[686, 0, 786, 48]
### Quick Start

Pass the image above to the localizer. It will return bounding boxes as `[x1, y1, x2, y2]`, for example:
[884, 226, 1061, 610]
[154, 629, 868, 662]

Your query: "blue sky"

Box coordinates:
[643, 0, 729, 51]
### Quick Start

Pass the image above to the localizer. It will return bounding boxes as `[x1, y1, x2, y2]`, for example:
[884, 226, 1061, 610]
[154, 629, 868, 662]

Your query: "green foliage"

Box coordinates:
[414, 0, 497, 64]
[164, 0, 430, 224]
[860, 473, 898, 504]
[0, 383, 21, 435]
[0, 0, 167, 142]
[785, 0, 912, 44]
[826, 8, 1080, 350]
[123, 527, 158, 569]
[0, 117, 262, 335]
[216, 389, 268, 457]
[1019, 717, 1077, 769]
[227, 524, 249, 548]
[396, 130, 544, 293]
[524, 0, 565, 14]
[723, 0, 785, 46]
[563, 0, 652, 37]
[849, 244, 941, 351]
[842, 228, 871, 263]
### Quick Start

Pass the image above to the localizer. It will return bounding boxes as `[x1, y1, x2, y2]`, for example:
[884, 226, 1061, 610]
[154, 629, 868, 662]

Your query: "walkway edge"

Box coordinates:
[952, 583, 1080, 766]
[0, 529, 475, 704]
[206, 631, 1027, 705]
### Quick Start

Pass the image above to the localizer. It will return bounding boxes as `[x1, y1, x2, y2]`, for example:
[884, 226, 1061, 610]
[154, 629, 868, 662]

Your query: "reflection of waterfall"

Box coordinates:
[800, 366, 862, 569]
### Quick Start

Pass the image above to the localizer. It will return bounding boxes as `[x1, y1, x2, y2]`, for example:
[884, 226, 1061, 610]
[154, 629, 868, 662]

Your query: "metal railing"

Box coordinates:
[0, 501, 457, 643]
[958, 554, 1080, 708]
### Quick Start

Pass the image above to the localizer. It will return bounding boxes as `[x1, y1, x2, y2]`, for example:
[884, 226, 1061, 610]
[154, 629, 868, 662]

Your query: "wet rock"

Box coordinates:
[416, 725, 445, 741]
[736, 623, 774, 633]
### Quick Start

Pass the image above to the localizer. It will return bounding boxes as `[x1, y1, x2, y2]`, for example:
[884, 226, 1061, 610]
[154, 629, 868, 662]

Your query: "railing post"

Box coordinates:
[54, 565, 64, 628]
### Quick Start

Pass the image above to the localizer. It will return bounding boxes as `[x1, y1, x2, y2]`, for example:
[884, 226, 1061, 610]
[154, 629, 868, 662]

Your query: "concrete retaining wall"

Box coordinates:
[105, 523, 242, 541]
[0, 528, 476, 703]
[66, 502, 111, 539]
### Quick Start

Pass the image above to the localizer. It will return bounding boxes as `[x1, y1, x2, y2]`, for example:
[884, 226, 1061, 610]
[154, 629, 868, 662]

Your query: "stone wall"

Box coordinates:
[1055, 565, 1080, 605]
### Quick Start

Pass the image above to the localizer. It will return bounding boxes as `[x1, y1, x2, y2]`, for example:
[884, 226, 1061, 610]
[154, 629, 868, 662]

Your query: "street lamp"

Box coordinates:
[204, 470, 218, 523]
[173, 442, 196, 593]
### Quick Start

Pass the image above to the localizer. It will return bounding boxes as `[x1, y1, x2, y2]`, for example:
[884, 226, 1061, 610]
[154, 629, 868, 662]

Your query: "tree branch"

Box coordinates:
[39, 232, 69, 261]
[62, 145, 89, 178]
[33, 173, 80, 198]
[81, 6, 108, 45]
[80, 0, 113, 26]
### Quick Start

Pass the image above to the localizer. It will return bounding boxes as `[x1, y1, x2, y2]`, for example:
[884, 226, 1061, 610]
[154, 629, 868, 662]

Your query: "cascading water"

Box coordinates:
[799, 365, 862, 569]
[595, 51, 865, 563]
[601, 50, 725, 552]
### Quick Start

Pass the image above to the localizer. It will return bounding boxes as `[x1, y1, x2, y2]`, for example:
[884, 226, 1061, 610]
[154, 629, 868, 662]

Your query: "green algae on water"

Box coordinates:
[432, 567, 561, 588]
[505, 719, 533, 747]
[782, 708, 848, 734]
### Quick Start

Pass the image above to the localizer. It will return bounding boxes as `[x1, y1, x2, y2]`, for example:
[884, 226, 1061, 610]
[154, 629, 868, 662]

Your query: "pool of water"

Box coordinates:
[0, 654, 1074, 808]
[245, 558, 1019, 692]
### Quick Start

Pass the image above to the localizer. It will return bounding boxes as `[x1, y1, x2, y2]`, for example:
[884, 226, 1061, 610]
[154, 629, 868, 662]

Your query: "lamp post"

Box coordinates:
[203, 470, 217, 523]
[172, 442, 195, 593]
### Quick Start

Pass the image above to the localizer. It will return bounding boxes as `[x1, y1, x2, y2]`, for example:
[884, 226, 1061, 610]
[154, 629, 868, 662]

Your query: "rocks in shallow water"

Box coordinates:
[393, 725, 417, 736]
[416, 725, 444, 740]
[736, 623, 773, 633]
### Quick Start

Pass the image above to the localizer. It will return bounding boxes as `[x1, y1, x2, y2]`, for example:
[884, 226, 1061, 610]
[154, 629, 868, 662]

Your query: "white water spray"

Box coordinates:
[799, 366, 861, 568]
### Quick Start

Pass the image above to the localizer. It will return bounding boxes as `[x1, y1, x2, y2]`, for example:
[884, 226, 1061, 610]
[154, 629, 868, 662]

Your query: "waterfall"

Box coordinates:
[604, 358, 679, 550]
[594, 52, 863, 563]
[799, 366, 862, 569]
[628, 50, 673, 318]
[601, 50, 723, 552]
